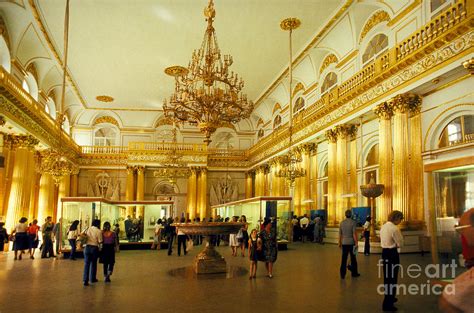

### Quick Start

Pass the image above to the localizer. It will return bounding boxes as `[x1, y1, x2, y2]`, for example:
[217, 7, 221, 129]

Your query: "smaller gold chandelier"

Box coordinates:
[275, 17, 306, 187]
[163, 0, 253, 145]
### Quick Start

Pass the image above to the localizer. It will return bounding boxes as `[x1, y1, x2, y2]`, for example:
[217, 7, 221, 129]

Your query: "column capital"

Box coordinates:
[334, 124, 358, 140]
[126, 165, 135, 174]
[136, 165, 145, 174]
[325, 129, 338, 143]
[374, 101, 394, 120]
[392, 93, 422, 114]
[298, 142, 317, 154]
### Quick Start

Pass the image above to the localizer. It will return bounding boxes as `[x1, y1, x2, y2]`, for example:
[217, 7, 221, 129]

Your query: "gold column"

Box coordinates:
[374, 102, 394, 223]
[5, 135, 38, 230]
[392, 94, 421, 228]
[37, 173, 55, 226]
[187, 168, 198, 220]
[349, 135, 358, 208]
[197, 168, 208, 219]
[311, 149, 318, 205]
[294, 175, 301, 215]
[409, 102, 424, 228]
[245, 171, 254, 198]
[28, 172, 41, 221]
[264, 166, 270, 196]
[56, 174, 70, 220]
[70, 172, 79, 197]
[255, 167, 264, 197]
[300, 143, 315, 214]
[125, 165, 136, 217]
[136, 166, 145, 218]
[326, 129, 338, 225]
[334, 125, 352, 222]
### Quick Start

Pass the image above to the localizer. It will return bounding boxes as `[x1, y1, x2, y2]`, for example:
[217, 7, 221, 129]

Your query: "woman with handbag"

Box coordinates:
[259, 219, 278, 278]
[12, 217, 33, 260]
[100, 222, 116, 282]
[67, 220, 79, 260]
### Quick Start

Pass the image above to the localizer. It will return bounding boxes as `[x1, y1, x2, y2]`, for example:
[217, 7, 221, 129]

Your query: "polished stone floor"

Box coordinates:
[0, 243, 446, 313]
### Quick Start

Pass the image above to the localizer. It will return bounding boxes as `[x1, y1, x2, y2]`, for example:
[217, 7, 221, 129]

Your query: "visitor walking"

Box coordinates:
[339, 210, 360, 279]
[229, 216, 240, 256]
[27, 219, 40, 258]
[67, 220, 79, 260]
[300, 214, 309, 243]
[52, 218, 62, 255]
[12, 217, 33, 260]
[41, 216, 55, 259]
[363, 216, 371, 255]
[166, 217, 176, 256]
[176, 217, 188, 256]
[380, 210, 404, 311]
[248, 228, 260, 279]
[100, 222, 116, 282]
[259, 219, 277, 278]
[82, 219, 102, 286]
[151, 219, 163, 250]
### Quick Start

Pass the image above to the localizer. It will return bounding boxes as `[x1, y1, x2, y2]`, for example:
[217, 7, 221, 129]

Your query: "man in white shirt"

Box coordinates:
[299, 214, 309, 243]
[379, 210, 404, 312]
[83, 219, 103, 286]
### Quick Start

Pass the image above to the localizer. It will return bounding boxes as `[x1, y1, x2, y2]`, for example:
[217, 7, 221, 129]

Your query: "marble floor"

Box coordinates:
[0, 243, 448, 313]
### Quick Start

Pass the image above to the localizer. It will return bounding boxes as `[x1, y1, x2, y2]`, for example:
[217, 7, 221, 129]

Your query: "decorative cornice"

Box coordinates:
[4, 133, 39, 149]
[359, 10, 391, 44]
[320, 54, 339, 74]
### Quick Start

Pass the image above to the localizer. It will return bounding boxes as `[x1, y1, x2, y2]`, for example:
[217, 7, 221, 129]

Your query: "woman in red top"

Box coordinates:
[27, 219, 40, 259]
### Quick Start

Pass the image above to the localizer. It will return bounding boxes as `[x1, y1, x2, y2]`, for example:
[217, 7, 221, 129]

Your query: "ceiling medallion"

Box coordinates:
[163, 0, 253, 145]
[96, 95, 114, 103]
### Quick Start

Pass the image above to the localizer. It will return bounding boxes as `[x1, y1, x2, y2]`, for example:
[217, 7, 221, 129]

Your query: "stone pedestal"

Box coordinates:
[193, 245, 226, 274]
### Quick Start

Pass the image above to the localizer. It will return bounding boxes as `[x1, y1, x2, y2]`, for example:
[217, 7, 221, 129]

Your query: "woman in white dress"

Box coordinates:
[229, 216, 240, 257]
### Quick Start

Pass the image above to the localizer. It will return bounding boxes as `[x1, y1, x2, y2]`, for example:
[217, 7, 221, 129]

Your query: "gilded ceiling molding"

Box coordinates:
[253, 0, 354, 108]
[154, 117, 173, 128]
[28, 0, 87, 108]
[336, 49, 359, 69]
[0, 15, 12, 50]
[359, 10, 391, 44]
[387, 0, 421, 27]
[319, 54, 339, 74]
[93, 116, 120, 127]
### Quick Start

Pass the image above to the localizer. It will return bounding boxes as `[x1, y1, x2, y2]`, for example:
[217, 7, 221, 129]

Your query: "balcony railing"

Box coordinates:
[127, 142, 207, 153]
[81, 145, 128, 155]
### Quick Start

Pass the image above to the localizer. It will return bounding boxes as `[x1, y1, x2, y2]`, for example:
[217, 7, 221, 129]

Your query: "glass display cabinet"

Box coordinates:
[60, 197, 173, 251]
[211, 196, 292, 243]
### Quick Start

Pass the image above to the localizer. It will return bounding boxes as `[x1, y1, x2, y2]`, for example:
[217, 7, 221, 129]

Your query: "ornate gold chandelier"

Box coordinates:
[36, 0, 78, 185]
[275, 18, 306, 187]
[163, 0, 253, 145]
[153, 127, 189, 183]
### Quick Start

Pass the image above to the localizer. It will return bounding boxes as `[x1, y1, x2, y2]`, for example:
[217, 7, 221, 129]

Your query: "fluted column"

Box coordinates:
[392, 94, 420, 228]
[0, 133, 15, 219]
[255, 167, 264, 197]
[311, 148, 318, 206]
[326, 129, 338, 226]
[335, 125, 356, 222]
[56, 174, 70, 220]
[136, 166, 145, 218]
[70, 172, 79, 197]
[245, 171, 253, 198]
[349, 133, 358, 208]
[374, 102, 394, 222]
[28, 172, 41, 221]
[409, 99, 424, 228]
[125, 165, 136, 217]
[264, 166, 270, 196]
[187, 168, 198, 219]
[37, 173, 55, 226]
[300, 143, 315, 213]
[197, 168, 208, 219]
[5, 135, 38, 230]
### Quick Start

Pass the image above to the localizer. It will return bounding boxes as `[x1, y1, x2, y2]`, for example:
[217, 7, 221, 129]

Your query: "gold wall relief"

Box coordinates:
[320, 54, 339, 75]
[359, 10, 391, 44]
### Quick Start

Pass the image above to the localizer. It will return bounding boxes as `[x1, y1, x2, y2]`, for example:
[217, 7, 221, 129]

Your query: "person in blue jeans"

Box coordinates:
[82, 219, 102, 286]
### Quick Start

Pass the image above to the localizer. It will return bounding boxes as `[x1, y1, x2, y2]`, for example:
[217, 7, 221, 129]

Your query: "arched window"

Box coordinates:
[439, 115, 474, 148]
[21, 73, 39, 100]
[94, 126, 118, 146]
[45, 97, 56, 119]
[294, 97, 305, 114]
[365, 144, 379, 167]
[22, 79, 30, 93]
[362, 34, 388, 65]
[321, 72, 337, 94]
[0, 35, 11, 72]
[273, 115, 282, 129]
[62, 115, 71, 134]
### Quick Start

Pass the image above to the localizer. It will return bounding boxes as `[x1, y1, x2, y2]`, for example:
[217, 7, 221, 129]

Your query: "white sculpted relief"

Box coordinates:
[86, 171, 121, 200]
[210, 175, 238, 206]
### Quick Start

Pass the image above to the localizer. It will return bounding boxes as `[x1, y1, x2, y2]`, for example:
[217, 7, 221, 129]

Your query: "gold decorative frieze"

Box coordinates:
[93, 116, 119, 127]
[462, 57, 474, 75]
[320, 54, 339, 74]
[359, 10, 391, 44]
[3, 133, 39, 149]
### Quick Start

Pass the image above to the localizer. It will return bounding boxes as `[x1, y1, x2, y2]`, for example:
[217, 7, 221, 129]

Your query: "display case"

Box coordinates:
[211, 196, 292, 242]
[60, 197, 173, 251]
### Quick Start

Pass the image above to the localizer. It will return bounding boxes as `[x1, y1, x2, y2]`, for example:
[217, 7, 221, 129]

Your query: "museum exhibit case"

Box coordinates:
[211, 196, 292, 242]
[60, 197, 174, 251]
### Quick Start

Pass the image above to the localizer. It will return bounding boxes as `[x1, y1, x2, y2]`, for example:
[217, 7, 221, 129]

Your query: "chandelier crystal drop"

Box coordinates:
[163, 0, 253, 145]
[275, 17, 306, 187]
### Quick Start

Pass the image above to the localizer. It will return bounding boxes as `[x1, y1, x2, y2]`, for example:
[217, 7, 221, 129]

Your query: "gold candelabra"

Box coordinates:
[163, 0, 253, 145]
[275, 17, 306, 186]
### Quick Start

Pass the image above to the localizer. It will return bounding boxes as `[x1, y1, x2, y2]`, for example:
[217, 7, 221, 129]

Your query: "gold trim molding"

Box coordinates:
[359, 10, 391, 44]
